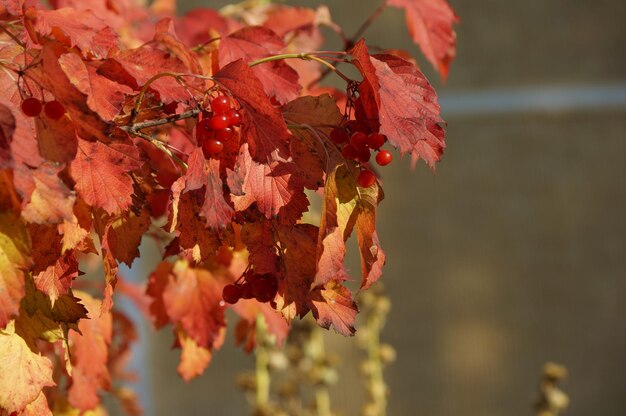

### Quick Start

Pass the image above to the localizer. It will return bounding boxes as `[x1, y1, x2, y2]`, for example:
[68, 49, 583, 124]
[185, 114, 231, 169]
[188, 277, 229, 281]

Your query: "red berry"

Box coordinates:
[376, 149, 393, 166]
[215, 127, 234, 141]
[367, 133, 386, 149]
[222, 284, 242, 304]
[341, 144, 358, 160]
[211, 95, 231, 114]
[357, 147, 371, 163]
[21, 97, 42, 117]
[226, 109, 242, 126]
[252, 274, 278, 303]
[357, 170, 376, 187]
[241, 282, 255, 299]
[196, 118, 211, 142]
[209, 113, 230, 130]
[202, 139, 224, 156]
[330, 128, 349, 145]
[43, 100, 66, 120]
[346, 120, 368, 134]
[350, 131, 368, 149]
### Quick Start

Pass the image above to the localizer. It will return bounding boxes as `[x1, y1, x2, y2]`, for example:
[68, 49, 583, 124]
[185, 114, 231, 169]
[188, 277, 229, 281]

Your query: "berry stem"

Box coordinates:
[131, 130, 188, 171]
[248, 53, 352, 84]
[122, 108, 202, 133]
[0, 24, 25, 48]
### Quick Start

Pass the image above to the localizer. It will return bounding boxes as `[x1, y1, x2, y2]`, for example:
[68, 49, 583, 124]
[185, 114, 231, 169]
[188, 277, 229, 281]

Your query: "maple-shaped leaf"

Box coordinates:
[0, 212, 30, 329]
[59, 198, 96, 254]
[0, 321, 55, 414]
[309, 281, 358, 336]
[387, 0, 459, 79]
[240, 218, 278, 275]
[18, 162, 75, 225]
[313, 164, 359, 288]
[33, 252, 78, 306]
[282, 95, 344, 189]
[350, 40, 445, 168]
[110, 45, 200, 104]
[168, 188, 221, 263]
[38, 45, 114, 144]
[57, 52, 133, 121]
[275, 223, 318, 319]
[314, 163, 386, 289]
[34, 110, 77, 164]
[175, 328, 220, 382]
[70, 138, 143, 215]
[219, 26, 300, 105]
[34, 8, 118, 58]
[228, 143, 308, 224]
[146, 260, 226, 353]
[182, 149, 235, 229]
[67, 291, 112, 412]
[103, 208, 151, 266]
[214, 60, 291, 162]
[154, 18, 203, 78]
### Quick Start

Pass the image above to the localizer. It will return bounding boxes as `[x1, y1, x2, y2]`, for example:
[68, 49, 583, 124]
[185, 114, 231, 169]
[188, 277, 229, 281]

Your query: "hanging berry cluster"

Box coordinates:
[196, 94, 243, 158]
[223, 271, 279, 305]
[330, 121, 393, 188]
[21, 96, 66, 120]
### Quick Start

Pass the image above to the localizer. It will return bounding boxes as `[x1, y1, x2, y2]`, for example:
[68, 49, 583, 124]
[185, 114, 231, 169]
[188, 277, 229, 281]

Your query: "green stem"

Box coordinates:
[249, 53, 352, 83]
[255, 315, 271, 411]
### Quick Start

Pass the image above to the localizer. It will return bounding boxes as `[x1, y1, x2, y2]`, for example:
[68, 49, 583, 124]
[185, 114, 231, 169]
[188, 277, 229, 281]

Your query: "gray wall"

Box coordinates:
[133, 1, 626, 415]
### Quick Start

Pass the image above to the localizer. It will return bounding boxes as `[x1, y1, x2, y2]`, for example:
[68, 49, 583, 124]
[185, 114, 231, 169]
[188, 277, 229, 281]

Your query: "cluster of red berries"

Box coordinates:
[329, 121, 393, 187]
[21, 97, 66, 120]
[222, 271, 278, 305]
[196, 94, 242, 158]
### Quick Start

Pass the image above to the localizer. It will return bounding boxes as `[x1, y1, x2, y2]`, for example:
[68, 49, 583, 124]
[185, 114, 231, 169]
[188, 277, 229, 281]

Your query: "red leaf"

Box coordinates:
[34, 112, 77, 163]
[146, 260, 226, 351]
[281, 95, 344, 189]
[240, 219, 279, 275]
[350, 40, 445, 168]
[19, 163, 75, 225]
[309, 281, 358, 336]
[68, 291, 112, 412]
[110, 46, 200, 104]
[387, 0, 459, 79]
[70, 138, 142, 215]
[58, 53, 133, 121]
[33, 252, 77, 305]
[230, 299, 289, 352]
[219, 26, 300, 105]
[228, 143, 308, 224]
[213, 60, 291, 162]
[276, 223, 318, 319]
[34, 8, 117, 57]
[39, 46, 113, 144]
[103, 208, 151, 266]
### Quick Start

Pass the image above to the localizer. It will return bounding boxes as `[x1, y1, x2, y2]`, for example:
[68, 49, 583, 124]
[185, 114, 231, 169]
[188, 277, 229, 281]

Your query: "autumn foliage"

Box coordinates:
[0, 0, 458, 414]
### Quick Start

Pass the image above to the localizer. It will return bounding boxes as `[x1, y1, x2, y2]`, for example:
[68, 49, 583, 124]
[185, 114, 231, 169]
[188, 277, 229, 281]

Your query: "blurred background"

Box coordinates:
[121, 1, 626, 415]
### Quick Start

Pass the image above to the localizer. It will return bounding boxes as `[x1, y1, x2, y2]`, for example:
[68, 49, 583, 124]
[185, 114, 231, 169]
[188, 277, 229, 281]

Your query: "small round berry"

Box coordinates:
[241, 282, 255, 299]
[222, 284, 242, 304]
[376, 149, 393, 166]
[341, 144, 358, 160]
[209, 113, 230, 130]
[215, 127, 234, 141]
[21, 97, 42, 117]
[357, 170, 376, 187]
[357, 147, 371, 163]
[367, 133, 386, 150]
[196, 119, 211, 141]
[202, 138, 224, 156]
[350, 132, 368, 149]
[252, 274, 278, 303]
[226, 109, 242, 126]
[330, 128, 349, 145]
[211, 95, 231, 114]
[43, 100, 66, 120]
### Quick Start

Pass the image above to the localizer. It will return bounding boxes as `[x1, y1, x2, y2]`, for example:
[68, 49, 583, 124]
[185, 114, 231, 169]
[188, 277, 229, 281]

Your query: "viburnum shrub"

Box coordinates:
[0, 0, 458, 414]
